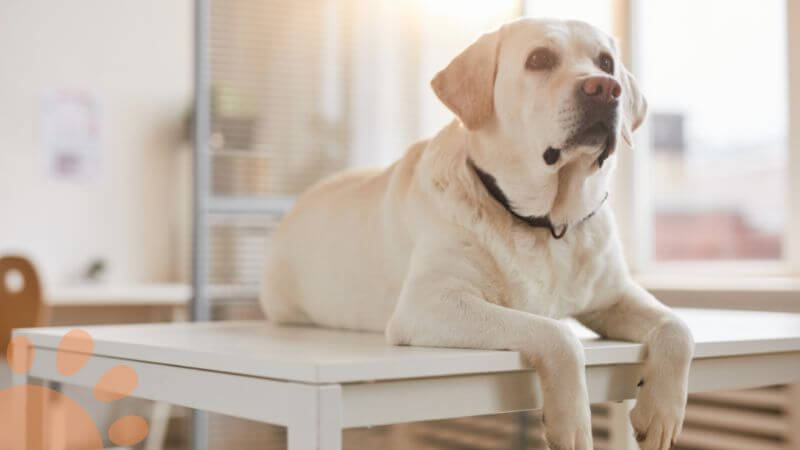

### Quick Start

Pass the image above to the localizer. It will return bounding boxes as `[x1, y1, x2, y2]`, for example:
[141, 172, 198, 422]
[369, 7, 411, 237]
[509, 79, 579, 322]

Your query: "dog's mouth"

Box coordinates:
[565, 120, 618, 168]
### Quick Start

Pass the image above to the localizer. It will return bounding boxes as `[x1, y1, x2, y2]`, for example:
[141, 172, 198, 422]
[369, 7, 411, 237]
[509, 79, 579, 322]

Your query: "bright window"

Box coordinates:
[524, 0, 613, 32]
[639, 0, 788, 262]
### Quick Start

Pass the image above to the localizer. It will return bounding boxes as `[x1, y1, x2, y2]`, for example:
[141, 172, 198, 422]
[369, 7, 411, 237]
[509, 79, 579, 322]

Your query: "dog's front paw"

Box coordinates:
[630, 377, 687, 450]
[542, 403, 593, 450]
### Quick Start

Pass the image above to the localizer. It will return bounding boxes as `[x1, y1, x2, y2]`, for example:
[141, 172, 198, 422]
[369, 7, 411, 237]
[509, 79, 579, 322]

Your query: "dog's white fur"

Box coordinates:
[261, 18, 694, 450]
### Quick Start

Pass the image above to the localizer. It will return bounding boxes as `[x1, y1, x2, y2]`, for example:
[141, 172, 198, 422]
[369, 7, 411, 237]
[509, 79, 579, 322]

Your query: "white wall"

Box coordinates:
[0, 1, 193, 284]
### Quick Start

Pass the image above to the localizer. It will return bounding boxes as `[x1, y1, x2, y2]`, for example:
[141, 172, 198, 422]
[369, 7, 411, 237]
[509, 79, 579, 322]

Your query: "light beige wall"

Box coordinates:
[0, 1, 193, 284]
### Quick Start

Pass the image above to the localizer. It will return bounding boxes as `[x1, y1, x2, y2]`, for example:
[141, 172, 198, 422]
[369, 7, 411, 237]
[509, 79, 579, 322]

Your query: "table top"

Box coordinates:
[15, 308, 800, 383]
[45, 283, 191, 306]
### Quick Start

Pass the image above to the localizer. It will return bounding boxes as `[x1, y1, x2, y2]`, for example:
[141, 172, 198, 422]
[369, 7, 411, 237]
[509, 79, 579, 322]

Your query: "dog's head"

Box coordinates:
[432, 18, 646, 226]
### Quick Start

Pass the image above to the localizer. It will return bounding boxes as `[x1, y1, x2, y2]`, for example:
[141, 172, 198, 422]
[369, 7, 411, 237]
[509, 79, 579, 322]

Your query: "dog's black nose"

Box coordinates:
[581, 76, 621, 103]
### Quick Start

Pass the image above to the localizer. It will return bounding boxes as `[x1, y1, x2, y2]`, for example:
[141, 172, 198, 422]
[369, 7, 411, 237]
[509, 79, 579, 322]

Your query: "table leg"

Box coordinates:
[144, 401, 173, 450]
[10, 336, 40, 449]
[191, 409, 209, 450]
[608, 400, 638, 450]
[144, 305, 185, 450]
[10, 371, 28, 449]
[11, 374, 45, 450]
[11, 369, 28, 387]
[287, 385, 342, 450]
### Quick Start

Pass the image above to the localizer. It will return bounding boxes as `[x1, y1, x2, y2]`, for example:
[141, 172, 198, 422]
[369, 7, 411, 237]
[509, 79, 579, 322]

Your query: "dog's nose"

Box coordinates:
[581, 76, 621, 103]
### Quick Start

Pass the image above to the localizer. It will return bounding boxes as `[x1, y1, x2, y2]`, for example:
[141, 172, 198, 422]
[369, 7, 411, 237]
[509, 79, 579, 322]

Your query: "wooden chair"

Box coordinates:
[0, 256, 43, 356]
[0, 256, 176, 449]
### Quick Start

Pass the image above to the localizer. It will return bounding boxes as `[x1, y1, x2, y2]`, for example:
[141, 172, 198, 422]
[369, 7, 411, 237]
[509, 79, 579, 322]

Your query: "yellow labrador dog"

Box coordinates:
[261, 18, 693, 450]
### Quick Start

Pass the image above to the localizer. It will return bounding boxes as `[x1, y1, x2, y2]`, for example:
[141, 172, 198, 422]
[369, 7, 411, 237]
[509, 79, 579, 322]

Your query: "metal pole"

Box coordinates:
[515, 411, 530, 450]
[191, 0, 212, 448]
[192, 0, 211, 324]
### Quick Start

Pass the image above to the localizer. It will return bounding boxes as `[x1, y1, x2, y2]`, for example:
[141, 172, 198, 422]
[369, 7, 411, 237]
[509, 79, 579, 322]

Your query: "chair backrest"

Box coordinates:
[0, 256, 43, 355]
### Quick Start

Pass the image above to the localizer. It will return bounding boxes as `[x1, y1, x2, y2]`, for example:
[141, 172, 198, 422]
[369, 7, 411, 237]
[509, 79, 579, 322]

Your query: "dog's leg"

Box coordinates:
[575, 283, 694, 450]
[387, 257, 592, 450]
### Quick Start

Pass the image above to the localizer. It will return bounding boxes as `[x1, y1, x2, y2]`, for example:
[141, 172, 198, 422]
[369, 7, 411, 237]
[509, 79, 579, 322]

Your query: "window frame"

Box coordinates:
[788, 0, 800, 275]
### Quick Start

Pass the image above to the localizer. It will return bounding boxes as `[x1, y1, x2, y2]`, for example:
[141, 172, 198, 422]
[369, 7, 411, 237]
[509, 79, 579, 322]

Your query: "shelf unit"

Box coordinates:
[191, 0, 352, 446]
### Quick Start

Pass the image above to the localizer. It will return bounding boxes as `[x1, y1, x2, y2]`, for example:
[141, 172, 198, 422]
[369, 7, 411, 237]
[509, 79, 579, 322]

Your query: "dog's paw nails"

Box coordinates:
[544, 434, 592, 450]
[630, 395, 684, 450]
[542, 409, 592, 450]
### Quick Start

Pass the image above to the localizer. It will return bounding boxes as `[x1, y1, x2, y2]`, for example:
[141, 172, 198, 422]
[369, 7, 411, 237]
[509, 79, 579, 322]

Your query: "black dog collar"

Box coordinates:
[467, 158, 608, 239]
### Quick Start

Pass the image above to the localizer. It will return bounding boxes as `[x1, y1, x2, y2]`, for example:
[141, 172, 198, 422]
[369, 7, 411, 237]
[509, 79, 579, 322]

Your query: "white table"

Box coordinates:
[43, 283, 191, 325]
[46, 283, 191, 308]
[12, 308, 800, 450]
[41, 283, 191, 450]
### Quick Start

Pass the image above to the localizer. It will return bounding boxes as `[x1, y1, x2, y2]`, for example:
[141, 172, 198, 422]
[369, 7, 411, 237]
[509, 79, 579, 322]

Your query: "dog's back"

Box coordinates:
[260, 141, 427, 332]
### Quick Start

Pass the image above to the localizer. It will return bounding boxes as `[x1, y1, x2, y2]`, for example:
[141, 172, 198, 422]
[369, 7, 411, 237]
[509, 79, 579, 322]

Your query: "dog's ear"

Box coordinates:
[620, 67, 647, 147]
[431, 30, 499, 130]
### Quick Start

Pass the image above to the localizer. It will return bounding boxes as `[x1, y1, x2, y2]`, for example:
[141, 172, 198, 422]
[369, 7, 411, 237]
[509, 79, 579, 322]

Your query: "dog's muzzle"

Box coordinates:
[568, 76, 622, 167]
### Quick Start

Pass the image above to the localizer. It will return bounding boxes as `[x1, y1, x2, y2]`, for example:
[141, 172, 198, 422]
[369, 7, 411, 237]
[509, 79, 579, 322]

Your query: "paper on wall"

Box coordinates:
[41, 90, 101, 180]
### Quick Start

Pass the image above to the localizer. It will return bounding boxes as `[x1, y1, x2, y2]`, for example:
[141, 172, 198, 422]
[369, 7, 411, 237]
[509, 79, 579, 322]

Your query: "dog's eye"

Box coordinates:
[526, 48, 558, 71]
[598, 52, 614, 74]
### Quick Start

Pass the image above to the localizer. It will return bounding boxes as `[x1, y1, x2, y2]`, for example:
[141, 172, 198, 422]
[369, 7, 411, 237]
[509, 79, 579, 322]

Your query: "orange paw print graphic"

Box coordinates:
[1, 330, 149, 450]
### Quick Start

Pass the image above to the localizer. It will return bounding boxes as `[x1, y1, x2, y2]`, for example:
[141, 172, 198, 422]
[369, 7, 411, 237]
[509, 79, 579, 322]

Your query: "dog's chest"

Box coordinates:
[491, 223, 612, 319]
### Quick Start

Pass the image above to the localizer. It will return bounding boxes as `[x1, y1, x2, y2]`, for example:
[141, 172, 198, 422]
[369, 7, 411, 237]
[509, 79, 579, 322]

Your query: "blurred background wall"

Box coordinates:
[0, 0, 193, 285]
